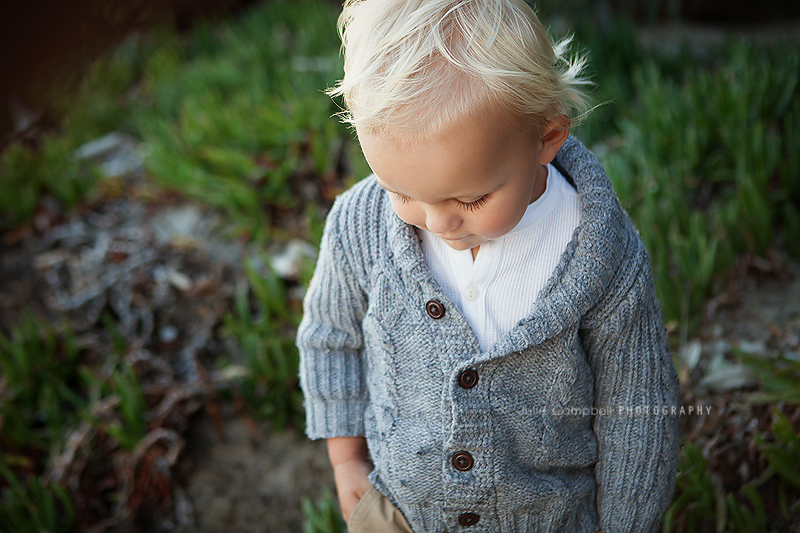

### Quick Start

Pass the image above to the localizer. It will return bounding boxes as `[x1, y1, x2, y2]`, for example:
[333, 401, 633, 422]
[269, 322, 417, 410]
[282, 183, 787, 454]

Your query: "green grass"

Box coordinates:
[0, 312, 152, 529]
[220, 257, 304, 428]
[664, 408, 800, 533]
[0, 0, 352, 239]
[0, 139, 100, 231]
[734, 349, 800, 404]
[133, 3, 347, 240]
[302, 490, 346, 533]
[0, 314, 83, 453]
[611, 43, 799, 326]
[570, 20, 800, 330]
[0, 464, 74, 533]
[0, 316, 80, 533]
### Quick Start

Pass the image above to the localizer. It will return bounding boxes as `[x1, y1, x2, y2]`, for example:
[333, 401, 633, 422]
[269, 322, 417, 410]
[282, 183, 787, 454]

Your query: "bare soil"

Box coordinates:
[176, 415, 333, 533]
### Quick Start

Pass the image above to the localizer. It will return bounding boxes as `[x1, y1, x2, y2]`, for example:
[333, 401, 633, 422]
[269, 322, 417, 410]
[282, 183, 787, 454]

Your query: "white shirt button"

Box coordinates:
[464, 286, 479, 301]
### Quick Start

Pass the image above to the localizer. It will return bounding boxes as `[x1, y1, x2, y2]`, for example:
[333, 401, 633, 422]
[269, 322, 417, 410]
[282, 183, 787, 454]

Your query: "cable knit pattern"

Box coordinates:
[297, 136, 681, 533]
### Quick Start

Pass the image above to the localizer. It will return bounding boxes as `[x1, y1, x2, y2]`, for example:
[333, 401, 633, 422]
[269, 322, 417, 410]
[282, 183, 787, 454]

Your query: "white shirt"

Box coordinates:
[420, 163, 580, 351]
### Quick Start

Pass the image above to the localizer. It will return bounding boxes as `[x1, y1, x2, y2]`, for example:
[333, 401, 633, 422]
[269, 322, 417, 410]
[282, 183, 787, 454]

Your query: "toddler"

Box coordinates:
[297, 1, 681, 532]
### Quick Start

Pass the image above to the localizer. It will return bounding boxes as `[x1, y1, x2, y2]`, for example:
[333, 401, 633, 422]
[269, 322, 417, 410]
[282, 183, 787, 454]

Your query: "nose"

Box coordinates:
[424, 206, 462, 235]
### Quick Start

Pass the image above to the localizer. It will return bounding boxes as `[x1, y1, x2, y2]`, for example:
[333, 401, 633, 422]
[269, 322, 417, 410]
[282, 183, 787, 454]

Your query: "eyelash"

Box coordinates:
[457, 196, 488, 211]
[393, 193, 489, 212]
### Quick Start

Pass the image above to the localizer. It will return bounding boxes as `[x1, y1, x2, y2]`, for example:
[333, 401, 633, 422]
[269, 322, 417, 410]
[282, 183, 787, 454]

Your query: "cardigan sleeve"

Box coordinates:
[581, 231, 681, 533]
[297, 198, 369, 440]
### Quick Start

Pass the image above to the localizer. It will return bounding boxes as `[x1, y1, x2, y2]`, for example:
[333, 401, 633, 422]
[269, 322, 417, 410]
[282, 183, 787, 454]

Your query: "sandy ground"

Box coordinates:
[178, 414, 334, 533]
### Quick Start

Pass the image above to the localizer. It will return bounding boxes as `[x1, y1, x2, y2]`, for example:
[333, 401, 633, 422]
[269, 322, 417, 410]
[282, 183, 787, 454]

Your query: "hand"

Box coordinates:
[327, 437, 373, 523]
[333, 456, 374, 522]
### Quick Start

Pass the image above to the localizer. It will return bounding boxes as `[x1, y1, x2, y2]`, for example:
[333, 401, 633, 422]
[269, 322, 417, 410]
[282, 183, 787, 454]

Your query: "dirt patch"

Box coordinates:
[176, 415, 333, 533]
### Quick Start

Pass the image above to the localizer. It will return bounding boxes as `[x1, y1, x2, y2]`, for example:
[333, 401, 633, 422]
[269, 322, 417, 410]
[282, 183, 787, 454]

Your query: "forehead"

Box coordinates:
[357, 111, 536, 201]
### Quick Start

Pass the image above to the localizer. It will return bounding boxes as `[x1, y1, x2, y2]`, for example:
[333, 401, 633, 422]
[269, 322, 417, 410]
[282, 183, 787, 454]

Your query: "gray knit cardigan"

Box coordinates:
[297, 136, 681, 533]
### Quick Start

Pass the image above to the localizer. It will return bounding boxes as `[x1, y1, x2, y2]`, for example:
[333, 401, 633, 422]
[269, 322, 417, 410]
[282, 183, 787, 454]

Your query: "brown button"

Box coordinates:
[452, 451, 474, 471]
[458, 512, 480, 527]
[425, 299, 445, 319]
[457, 369, 478, 389]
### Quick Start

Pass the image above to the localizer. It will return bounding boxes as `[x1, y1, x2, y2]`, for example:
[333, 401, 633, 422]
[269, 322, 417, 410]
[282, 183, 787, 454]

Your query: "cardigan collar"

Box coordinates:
[383, 135, 629, 362]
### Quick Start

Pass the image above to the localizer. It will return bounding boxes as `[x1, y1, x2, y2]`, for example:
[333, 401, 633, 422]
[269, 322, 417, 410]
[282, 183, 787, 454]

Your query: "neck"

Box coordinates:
[529, 164, 548, 205]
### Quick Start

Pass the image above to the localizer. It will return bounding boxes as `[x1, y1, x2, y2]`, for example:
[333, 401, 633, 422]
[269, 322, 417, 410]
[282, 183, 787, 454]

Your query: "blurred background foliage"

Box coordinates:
[1, 0, 800, 531]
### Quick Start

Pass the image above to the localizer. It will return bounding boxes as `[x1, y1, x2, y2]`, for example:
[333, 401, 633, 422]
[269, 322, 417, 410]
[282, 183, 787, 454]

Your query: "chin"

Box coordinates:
[443, 239, 479, 251]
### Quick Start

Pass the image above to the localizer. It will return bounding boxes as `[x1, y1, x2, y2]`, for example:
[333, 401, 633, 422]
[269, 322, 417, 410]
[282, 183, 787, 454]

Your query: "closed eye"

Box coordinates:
[456, 195, 488, 211]
[392, 192, 412, 204]
[391, 191, 489, 211]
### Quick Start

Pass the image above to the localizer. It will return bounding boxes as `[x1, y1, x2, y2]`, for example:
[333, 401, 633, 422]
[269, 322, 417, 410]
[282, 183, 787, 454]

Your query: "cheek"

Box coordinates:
[476, 200, 527, 237]
[479, 213, 516, 237]
[390, 200, 421, 226]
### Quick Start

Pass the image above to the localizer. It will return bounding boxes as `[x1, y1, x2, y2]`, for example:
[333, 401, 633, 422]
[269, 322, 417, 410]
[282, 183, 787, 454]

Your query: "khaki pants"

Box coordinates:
[348, 486, 414, 533]
[348, 488, 603, 533]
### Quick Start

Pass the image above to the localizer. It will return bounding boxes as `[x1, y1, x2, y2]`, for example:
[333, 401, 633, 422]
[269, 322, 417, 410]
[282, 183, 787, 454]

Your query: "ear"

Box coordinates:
[537, 116, 570, 165]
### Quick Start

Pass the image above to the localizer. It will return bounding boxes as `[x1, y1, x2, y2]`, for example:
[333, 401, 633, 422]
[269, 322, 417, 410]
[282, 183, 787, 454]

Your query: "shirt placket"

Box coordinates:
[454, 241, 499, 352]
[442, 241, 501, 531]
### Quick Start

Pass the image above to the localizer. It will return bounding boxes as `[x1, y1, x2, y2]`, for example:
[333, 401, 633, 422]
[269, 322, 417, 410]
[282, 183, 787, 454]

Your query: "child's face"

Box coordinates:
[357, 111, 567, 254]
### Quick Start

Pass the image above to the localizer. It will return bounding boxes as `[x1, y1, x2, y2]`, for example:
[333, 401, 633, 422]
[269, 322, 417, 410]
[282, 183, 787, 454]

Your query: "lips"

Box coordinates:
[438, 234, 466, 242]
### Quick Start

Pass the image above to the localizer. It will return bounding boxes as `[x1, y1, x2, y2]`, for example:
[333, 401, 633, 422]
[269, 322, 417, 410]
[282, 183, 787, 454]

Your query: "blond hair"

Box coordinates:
[327, 0, 591, 139]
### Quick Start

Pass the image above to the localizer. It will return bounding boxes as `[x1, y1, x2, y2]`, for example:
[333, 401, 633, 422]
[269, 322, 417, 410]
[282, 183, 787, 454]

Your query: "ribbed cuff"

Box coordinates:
[304, 397, 367, 440]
